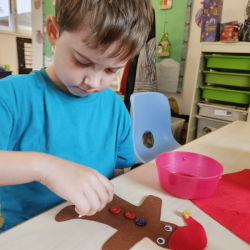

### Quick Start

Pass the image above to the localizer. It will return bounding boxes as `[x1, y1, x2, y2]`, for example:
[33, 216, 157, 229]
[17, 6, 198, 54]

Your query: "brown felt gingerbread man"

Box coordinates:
[55, 195, 207, 250]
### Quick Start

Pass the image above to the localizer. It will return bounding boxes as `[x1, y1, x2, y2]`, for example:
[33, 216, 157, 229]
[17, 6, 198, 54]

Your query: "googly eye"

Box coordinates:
[157, 237, 165, 245]
[164, 225, 173, 231]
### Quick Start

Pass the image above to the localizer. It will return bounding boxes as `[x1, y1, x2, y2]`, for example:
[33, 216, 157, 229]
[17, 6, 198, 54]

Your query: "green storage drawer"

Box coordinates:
[204, 55, 250, 70]
[203, 71, 250, 88]
[200, 86, 250, 104]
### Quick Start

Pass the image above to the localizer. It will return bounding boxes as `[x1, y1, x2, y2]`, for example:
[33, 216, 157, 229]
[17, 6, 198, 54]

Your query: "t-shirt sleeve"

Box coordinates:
[0, 96, 13, 150]
[115, 106, 135, 169]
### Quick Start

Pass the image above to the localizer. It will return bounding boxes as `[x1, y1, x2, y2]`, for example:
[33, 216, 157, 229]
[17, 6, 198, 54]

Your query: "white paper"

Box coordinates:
[214, 110, 232, 116]
[44, 56, 54, 67]
[156, 59, 180, 93]
[24, 43, 32, 48]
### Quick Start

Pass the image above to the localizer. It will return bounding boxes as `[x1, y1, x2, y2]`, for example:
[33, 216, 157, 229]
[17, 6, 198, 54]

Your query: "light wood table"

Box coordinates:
[1, 121, 250, 249]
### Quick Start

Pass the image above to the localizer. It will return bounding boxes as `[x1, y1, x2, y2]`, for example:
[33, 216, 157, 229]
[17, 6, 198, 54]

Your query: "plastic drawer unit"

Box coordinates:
[195, 115, 230, 138]
[203, 71, 250, 88]
[204, 55, 250, 70]
[200, 86, 250, 104]
[198, 103, 248, 122]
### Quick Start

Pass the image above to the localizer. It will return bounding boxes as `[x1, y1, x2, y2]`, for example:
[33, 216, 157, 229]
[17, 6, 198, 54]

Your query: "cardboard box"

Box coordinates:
[219, 21, 238, 38]
[180, 122, 189, 145]
[220, 26, 239, 42]
[201, 0, 224, 42]
[180, 139, 186, 145]
[182, 122, 189, 131]
[181, 131, 187, 140]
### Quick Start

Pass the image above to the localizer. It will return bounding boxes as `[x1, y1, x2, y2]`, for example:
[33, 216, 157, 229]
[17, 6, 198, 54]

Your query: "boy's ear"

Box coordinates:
[46, 15, 59, 45]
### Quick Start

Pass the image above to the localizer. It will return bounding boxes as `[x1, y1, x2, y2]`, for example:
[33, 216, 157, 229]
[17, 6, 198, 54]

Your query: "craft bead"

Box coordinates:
[125, 212, 136, 220]
[135, 218, 146, 226]
[110, 206, 121, 214]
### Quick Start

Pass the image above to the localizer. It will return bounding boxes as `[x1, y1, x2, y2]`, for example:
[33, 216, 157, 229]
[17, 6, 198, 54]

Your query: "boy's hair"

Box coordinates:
[55, 0, 152, 60]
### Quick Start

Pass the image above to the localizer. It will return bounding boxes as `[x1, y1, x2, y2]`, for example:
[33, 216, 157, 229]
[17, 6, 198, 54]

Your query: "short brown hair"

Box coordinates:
[55, 0, 152, 60]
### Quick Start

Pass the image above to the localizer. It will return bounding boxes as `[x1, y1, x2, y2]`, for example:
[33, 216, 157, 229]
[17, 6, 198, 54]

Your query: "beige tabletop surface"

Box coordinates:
[0, 120, 250, 250]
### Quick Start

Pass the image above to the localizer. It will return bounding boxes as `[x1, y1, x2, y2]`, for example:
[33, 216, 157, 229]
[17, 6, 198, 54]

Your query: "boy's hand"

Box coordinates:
[38, 156, 114, 216]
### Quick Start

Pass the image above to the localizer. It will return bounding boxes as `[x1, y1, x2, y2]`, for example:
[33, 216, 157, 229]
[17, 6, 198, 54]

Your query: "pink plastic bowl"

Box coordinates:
[156, 151, 224, 199]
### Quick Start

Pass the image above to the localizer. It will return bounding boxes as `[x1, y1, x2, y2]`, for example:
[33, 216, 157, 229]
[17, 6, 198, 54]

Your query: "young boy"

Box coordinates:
[0, 0, 151, 233]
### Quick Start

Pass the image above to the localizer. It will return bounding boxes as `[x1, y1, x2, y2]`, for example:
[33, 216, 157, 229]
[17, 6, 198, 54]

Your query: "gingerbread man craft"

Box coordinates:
[55, 195, 207, 250]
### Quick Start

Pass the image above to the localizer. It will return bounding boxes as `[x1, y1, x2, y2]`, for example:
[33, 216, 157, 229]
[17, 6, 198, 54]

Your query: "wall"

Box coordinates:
[0, 33, 19, 75]
[43, 0, 55, 60]
[162, 0, 247, 115]
[1, 0, 247, 87]
[0, 0, 43, 75]
[31, 0, 43, 71]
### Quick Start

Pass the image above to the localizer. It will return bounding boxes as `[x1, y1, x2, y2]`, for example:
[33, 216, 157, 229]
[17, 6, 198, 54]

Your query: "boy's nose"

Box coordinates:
[84, 75, 100, 90]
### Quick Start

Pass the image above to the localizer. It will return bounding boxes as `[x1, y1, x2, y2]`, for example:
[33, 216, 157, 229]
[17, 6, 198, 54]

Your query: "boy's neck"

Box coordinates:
[45, 65, 70, 93]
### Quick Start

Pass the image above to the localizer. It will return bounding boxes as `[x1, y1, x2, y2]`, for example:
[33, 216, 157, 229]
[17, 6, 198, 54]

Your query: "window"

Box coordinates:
[0, 0, 32, 35]
[0, 0, 15, 32]
[16, 0, 32, 34]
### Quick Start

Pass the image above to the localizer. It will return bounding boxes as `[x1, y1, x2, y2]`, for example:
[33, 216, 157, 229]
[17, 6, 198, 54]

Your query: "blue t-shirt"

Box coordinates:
[0, 68, 135, 232]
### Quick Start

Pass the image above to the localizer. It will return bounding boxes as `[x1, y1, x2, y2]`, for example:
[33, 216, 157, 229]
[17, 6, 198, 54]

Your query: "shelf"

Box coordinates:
[187, 43, 250, 143]
[202, 42, 250, 54]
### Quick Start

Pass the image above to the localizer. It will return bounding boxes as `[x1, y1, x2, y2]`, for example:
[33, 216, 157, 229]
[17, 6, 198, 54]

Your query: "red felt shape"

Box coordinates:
[191, 169, 250, 244]
[55, 195, 207, 250]
[169, 216, 207, 250]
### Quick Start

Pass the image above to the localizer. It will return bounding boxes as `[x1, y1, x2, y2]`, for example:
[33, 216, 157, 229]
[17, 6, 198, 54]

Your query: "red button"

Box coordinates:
[110, 206, 121, 214]
[125, 212, 136, 219]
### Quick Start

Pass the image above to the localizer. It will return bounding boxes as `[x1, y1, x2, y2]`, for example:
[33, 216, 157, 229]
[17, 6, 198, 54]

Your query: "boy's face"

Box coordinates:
[53, 30, 127, 97]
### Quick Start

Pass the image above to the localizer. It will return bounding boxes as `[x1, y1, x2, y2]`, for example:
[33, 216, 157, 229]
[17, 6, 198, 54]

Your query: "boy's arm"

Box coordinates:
[0, 150, 114, 216]
[0, 95, 113, 216]
[0, 97, 44, 186]
[0, 151, 47, 186]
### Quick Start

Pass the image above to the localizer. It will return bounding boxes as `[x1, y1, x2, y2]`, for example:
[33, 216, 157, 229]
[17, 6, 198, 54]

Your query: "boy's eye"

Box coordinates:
[74, 57, 119, 75]
[108, 69, 118, 75]
[74, 58, 90, 68]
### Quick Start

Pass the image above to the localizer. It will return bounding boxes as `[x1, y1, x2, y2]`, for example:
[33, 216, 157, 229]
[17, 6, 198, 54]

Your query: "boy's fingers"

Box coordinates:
[75, 206, 83, 216]
[86, 209, 98, 216]
[97, 174, 114, 203]
[83, 186, 101, 213]
[93, 182, 109, 211]
[73, 193, 91, 216]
